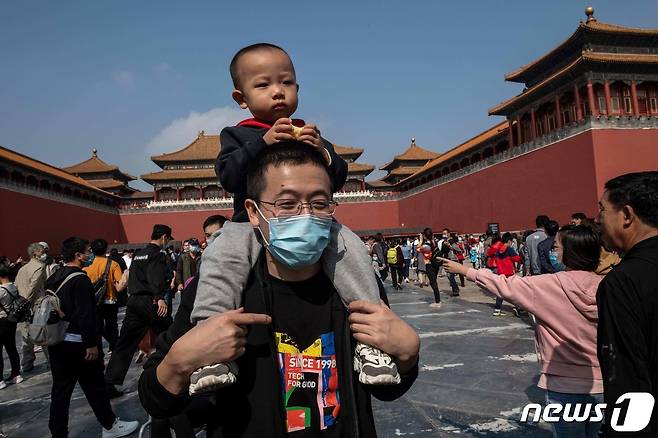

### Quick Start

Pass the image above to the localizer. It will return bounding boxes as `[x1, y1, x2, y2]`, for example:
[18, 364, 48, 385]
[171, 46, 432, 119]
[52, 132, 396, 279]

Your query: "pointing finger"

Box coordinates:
[229, 312, 272, 326]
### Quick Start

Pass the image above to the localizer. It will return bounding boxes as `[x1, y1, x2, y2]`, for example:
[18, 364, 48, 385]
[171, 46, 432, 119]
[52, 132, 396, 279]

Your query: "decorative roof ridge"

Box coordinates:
[380, 138, 439, 170]
[400, 121, 509, 184]
[395, 138, 439, 160]
[505, 8, 658, 83]
[63, 148, 119, 173]
[490, 55, 584, 115]
[333, 144, 364, 156]
[491, 50, 658, 115]
[151, 131, 220, 164]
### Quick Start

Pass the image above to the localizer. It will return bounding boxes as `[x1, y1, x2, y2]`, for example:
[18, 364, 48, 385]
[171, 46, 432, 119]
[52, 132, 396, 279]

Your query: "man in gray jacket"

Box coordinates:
[15, 242, 48, 372]
[525, 215, 549, 276]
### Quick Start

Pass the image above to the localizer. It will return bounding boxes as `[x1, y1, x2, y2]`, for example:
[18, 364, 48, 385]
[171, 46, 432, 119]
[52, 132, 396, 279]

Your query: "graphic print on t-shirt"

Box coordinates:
[276, 331, 340, 433]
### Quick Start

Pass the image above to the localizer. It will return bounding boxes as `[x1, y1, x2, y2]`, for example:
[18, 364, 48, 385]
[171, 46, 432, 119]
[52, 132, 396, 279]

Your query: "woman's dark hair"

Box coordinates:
[491, 236, 502, 245]
[423, 227, 433, 238]
[502, 232, 512, 243]
[62, 237, 89, 262]
[558, 225, 601, 272]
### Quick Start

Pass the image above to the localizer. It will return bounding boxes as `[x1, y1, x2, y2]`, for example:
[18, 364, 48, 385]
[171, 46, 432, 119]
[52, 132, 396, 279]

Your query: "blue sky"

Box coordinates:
[1, 1, 656, 189]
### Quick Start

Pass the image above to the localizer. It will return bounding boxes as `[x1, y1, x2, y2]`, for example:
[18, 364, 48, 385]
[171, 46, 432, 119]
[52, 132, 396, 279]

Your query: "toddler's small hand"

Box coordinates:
[297, 124, 323, 149]
[263, 118, 295, 145]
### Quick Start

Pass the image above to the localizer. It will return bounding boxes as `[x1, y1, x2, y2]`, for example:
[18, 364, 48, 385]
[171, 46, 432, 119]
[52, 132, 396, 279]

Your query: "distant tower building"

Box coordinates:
[63, 148, 138, 197]
[369, 138, 439, 190]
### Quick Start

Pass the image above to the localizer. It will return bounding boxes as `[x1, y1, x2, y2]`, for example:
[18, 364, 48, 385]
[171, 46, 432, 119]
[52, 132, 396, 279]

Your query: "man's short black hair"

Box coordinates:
[203, 215, 229, 230]
[545, 220, 560, 238]
[151, 224, 173, 240]
[246, 141, 330, 201]
[502, 232, 512, 243]
[535, 215, 550, 229]
[571, 212, 588, 221]
[229, 43, 291, 88]
[559, 225, 601, 272]
[604, 171, 658, 228]
[91, 238, 108, 256]
[62, 237, 89, 262]
[0, 263, 13, 280]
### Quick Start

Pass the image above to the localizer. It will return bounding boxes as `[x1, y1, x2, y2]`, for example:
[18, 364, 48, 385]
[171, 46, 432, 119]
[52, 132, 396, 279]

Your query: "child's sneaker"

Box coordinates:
[0, 381, 7, 390]
[353, 343, 401, 385]
[189, 361, 239, 395]
[492, 309, 505, 317]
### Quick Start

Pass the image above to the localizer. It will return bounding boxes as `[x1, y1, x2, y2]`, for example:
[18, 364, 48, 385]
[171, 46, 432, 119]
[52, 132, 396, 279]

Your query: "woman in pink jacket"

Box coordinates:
[440, 225, 604, 438]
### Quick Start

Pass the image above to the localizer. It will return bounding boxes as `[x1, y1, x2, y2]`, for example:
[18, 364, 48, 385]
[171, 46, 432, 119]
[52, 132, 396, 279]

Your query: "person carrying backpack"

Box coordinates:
[84, 239, 125, 354]
[45, 237, 139, 438]
[387, 239, 405, 290]
[0, 264, 22, 389]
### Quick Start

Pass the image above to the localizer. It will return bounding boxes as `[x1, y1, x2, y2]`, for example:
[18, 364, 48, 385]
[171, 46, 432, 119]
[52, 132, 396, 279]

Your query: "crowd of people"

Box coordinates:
[361, 184, 658, 438]
[0, 41, 656, 438]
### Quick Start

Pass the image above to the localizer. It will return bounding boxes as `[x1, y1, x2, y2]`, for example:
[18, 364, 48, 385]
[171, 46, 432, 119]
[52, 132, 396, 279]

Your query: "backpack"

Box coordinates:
[92, 259, 112, 306]
[29, 272, 85, 347]
[386, 247, 399, 265]
[0, 286, 31, 323]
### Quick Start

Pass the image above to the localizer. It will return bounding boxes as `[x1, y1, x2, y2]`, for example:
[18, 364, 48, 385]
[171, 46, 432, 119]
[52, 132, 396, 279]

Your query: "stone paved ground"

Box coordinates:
[1, 274, 552, 437]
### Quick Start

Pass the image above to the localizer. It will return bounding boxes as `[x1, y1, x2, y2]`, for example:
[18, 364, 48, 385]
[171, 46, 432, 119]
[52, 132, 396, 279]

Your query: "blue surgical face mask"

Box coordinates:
[83, 253, 95, 268]
[255, 206, 332, 269]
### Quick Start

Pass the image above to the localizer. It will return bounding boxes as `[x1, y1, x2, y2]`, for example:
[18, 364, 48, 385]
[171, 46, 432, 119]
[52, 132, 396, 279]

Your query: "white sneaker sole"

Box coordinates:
[353, 355, 402, 385]
[189, 364, 237, 395]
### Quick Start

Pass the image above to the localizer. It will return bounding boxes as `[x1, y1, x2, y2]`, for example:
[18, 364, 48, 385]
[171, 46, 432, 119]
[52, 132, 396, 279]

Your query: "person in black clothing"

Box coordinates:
[0, 264, 21, 387]
[538, 220, 560, 274]
[47, 237, 138, 438]
[596, 171, 658, 437]
[109, 248, 127, 273]
[139, 142, 419, 437]
[105, 224, 173, 399]
[419, 228, 442, 308]
[373, 233, 389, 281]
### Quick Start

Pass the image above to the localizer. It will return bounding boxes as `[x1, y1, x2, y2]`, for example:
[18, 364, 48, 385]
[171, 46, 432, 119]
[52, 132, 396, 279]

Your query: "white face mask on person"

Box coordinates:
[255, 205, 332, 268]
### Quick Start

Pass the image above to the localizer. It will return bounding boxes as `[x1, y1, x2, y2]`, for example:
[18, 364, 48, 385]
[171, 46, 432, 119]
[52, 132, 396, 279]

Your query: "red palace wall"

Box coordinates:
[119, 207, 234, 244]
[0, 188, 126, 258]
[334, 200, 400, 232]
[398, 130, 602, 234]
[591, 129, 658, 200]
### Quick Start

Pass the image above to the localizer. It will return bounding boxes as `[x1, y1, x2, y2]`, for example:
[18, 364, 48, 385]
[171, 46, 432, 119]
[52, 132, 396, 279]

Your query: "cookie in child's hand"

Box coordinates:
[291, 125, 303, 139]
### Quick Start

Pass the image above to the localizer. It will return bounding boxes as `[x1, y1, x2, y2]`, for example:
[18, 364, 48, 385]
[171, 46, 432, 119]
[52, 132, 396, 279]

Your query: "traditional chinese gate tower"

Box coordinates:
[369, 138, 439, 190]
[490, 7, 658, 143]
[141, 131, 225, 202]
[63, 148, 138, 197]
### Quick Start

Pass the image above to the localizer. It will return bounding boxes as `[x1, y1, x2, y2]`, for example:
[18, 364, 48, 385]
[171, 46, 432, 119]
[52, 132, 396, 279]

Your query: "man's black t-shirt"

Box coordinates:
[270, 272, 343, 437]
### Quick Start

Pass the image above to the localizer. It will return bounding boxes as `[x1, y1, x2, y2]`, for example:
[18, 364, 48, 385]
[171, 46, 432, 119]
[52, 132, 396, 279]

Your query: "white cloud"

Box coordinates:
[112, 70, 135, 86]
[145, 106, 245, 154]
